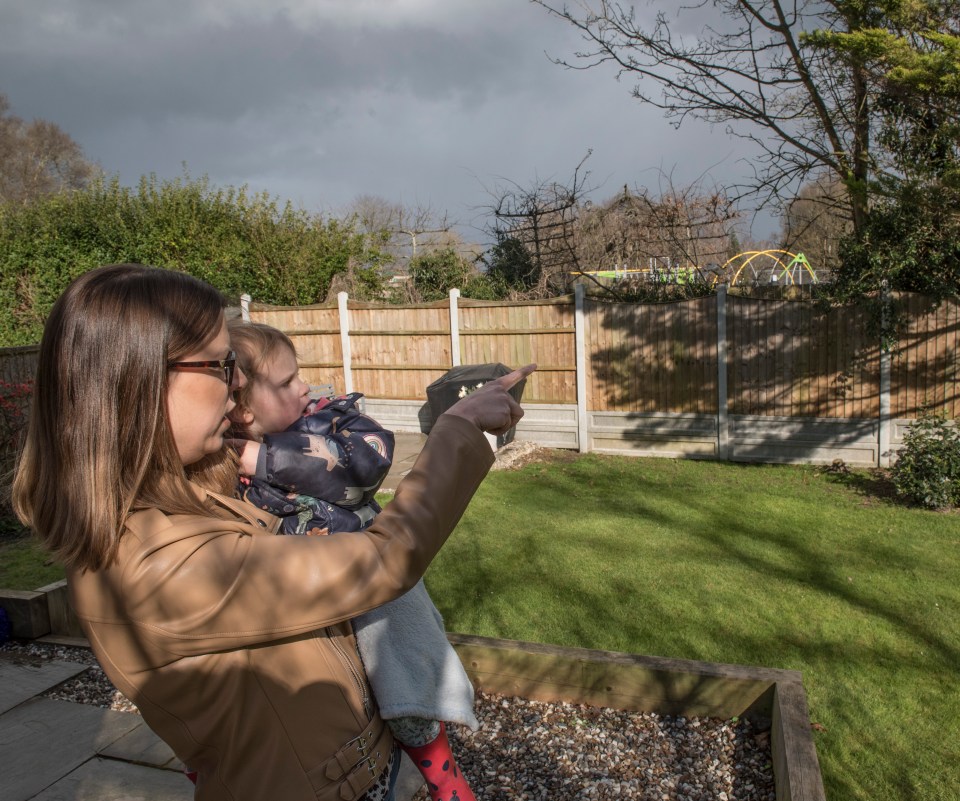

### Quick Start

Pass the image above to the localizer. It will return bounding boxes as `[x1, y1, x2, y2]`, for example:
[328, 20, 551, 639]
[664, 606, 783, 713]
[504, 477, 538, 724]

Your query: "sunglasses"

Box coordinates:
[169, 351, 237, 386]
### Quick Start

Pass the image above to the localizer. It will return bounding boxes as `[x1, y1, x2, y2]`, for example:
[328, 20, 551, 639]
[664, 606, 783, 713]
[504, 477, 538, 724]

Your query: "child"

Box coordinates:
[227, 318, 479, 801]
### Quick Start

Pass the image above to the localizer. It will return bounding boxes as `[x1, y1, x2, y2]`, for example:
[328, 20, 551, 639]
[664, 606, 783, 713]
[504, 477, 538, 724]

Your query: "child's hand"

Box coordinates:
[442, 364, 536, 435]
[228, 439, 261, 476]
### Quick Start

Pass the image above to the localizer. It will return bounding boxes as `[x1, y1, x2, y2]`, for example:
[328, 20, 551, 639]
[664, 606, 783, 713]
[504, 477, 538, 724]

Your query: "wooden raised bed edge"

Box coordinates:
[0, 585, 825, 801]
[0, 579, 84, 640]
[448, 633, 826, 801]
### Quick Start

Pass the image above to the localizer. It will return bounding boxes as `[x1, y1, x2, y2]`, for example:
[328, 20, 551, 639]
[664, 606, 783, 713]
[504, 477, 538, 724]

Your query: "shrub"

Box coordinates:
[0, 379, 32, 512]
[408, 248, 472, 301]
[0, 379, 31, 450]
[891, 410, 960, 509]
[0, 174, 389, 345]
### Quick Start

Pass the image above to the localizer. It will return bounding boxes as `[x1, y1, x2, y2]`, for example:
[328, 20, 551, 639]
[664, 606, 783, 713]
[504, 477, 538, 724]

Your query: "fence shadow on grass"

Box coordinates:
[442, 461, 956, 668]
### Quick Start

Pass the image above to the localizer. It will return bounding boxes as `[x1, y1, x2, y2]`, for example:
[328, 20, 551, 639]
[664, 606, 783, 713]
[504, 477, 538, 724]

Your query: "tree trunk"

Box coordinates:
[849, 58, 871, 240]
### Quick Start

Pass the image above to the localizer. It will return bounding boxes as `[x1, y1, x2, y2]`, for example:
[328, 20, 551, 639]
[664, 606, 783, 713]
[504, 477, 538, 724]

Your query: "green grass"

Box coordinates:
[0, 516, 64, 590]
[406, 454, 959, 801]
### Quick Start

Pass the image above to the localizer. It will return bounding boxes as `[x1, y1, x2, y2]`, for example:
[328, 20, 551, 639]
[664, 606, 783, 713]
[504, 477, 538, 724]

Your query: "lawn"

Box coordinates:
[0, 516, 63, 590]
[3, 453, 957, 799]
[415, 453, 959, 801]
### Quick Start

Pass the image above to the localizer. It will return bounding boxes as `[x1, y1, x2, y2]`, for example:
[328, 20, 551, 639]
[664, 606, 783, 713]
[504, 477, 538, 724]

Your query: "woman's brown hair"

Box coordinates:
[12, 264, 236, 572]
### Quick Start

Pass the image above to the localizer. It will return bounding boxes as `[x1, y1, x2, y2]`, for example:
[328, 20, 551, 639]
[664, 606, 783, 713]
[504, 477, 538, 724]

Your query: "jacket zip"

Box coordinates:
[326, 625, 371, 716]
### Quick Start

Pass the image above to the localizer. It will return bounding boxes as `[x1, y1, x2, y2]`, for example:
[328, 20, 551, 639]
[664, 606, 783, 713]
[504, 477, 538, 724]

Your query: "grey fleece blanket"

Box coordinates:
[354, 579, 479, 731]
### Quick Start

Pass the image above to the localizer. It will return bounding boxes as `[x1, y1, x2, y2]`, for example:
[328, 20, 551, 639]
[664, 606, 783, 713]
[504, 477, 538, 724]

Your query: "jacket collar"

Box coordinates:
[197, 485, 283, 534]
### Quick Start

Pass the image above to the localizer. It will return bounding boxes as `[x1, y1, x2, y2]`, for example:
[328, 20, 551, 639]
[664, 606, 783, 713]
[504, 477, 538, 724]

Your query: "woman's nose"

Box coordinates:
[233, 366, 247, 390]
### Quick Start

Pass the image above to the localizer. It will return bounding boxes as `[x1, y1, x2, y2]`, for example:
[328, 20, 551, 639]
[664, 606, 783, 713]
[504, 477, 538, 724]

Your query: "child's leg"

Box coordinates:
[388, 717, 476, 801]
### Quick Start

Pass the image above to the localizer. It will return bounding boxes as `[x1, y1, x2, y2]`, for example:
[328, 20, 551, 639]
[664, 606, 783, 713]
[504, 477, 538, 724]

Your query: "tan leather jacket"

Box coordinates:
[69, 416, 493, 801]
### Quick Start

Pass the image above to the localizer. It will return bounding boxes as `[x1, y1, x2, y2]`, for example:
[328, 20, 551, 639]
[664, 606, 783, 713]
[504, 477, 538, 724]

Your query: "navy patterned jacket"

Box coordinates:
[240, 393, 396, 536]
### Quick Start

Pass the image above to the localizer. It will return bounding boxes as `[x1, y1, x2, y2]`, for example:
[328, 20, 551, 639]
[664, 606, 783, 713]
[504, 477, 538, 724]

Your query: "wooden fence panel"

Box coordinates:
[890, 294, 960, 418]
[0, 345, 39, 386]
[727, 297, 880, 418]
[585, 296, 717, 413]
[254, 301, 456, 400]
[458, 299, 576, 404]
[251, 304, 346, 392]
[585, 300, 627, 412]
[8, 292, 955, 424]
[348, 303, 452, 400]
[0, 345, 38, 478]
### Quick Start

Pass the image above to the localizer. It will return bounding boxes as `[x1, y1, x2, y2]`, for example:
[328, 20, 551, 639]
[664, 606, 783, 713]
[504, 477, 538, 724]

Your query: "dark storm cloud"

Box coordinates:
[2, 2, 558, 127]
[0, 1, 769, 238]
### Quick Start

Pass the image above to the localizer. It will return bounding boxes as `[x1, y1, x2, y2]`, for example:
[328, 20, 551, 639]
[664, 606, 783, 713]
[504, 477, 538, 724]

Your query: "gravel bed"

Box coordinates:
[1, 639, 139, 713]
[2, 639, 776, 801]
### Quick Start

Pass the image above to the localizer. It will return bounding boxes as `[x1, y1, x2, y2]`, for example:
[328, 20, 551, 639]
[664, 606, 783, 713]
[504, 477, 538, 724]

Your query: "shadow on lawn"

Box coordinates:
[445, 456, 952, 657]
[435, 458, 957, 801]
[818, 465, 902, 504]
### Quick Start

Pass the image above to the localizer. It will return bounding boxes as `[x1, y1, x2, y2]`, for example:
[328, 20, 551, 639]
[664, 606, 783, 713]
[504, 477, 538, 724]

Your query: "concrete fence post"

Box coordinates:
[337, 291, 354, 394]
[878, 286, 892, 467]
[878, 352, 892, 467]
[449, 288, 461, 367]
[716, 285, 730, 461]
[240, 293, 251, 322]
[575, 284, 588, 453]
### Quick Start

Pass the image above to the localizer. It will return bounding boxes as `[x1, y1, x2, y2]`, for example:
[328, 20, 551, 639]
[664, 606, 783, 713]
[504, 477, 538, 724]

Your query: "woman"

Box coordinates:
[12, 264, 533, 801]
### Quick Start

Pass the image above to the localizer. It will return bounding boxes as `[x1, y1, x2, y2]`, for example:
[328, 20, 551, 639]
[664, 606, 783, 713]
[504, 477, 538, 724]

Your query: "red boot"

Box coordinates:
[399, 723, 476, 801]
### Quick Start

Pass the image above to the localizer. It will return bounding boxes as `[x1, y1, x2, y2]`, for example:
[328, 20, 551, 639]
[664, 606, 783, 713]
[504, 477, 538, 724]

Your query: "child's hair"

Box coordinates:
[227, 318, 298, 435]
[13, 264, 236, 571]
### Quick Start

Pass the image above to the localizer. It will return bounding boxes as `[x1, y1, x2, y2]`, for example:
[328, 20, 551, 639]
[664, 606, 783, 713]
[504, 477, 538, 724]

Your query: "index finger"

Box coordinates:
[495, 363, 537, 390]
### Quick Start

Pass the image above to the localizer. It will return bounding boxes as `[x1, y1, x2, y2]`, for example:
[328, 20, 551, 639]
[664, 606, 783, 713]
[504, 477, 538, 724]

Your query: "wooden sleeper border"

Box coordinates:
[0, 579, 84, 640]
[1, 587, 825, 800]
[448, 633, 825, 801]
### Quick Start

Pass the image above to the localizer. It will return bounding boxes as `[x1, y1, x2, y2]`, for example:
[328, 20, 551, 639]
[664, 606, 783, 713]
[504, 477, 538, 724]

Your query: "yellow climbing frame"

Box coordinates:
[714, 250, 819, 286]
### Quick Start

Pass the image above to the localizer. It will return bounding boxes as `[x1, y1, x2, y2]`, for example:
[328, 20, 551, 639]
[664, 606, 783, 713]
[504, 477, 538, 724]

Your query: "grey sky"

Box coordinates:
[0, 0, 775, 245]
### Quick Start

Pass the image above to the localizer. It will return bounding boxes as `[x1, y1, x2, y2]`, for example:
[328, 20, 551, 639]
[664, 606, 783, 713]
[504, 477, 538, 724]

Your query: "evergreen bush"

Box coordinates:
[891, 410, 960, 509]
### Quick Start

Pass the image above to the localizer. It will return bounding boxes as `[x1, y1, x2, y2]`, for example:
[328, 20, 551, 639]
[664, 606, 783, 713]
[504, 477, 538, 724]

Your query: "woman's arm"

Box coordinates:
[117, 366, 535, 655]
[120, 415, 494, 655]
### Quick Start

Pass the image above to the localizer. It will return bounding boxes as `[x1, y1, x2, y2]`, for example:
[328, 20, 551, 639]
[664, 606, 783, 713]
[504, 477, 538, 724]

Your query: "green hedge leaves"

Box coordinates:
[0, 173, 387, 345]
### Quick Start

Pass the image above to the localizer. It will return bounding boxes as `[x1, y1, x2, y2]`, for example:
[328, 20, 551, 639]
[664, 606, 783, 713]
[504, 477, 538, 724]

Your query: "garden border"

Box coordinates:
[448, 633, 825, 801]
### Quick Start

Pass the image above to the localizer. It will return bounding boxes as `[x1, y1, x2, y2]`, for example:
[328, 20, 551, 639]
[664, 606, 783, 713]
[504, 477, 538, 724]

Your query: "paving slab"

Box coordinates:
[381, 432, 426, 492]
[99, 720, 184, 771]
[0, 697, 143, 801]
[0, 658, 88, 715]
[395, 751, 426, 801]
[28, 757, 192, 801]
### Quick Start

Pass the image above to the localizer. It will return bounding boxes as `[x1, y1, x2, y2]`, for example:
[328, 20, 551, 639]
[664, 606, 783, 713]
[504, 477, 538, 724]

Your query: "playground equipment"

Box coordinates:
[583, 265, 700, 283]
[713, 250, 819, 286]
[576, 250, 820, 286]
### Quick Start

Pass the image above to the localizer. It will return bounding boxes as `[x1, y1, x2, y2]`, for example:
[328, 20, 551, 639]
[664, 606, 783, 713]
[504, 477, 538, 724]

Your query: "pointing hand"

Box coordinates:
[442, 364, 537, 435]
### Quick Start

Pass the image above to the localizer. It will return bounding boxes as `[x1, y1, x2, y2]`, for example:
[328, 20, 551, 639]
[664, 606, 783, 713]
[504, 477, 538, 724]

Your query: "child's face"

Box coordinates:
[241, 344, 311, 438]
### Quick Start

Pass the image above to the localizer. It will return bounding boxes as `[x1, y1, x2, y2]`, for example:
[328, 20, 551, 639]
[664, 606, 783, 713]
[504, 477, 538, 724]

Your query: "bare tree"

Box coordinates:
[343, 195, 459, 270]
[0, 94, 98, 204]
[395, 204, 455, 260]
[780, 175, 851, 277]
[348, 195, 402, 237]
[576, 175, 740, 283]
[483, 151, 595, 297]
[530, 0, 890, 238]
